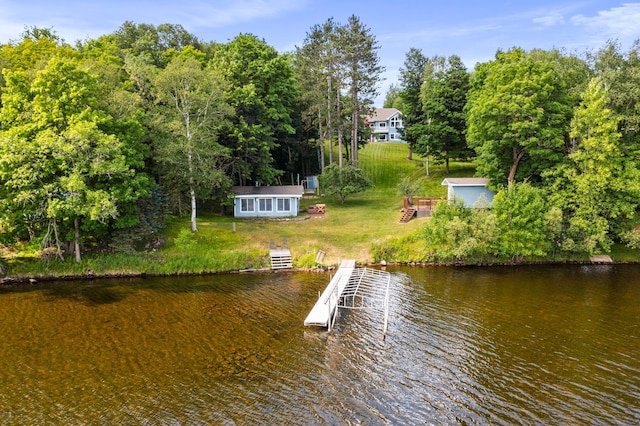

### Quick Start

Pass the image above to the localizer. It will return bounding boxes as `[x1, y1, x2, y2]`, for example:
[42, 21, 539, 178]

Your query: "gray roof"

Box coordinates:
[441, 178, 490, 186]
[365, 108, 402, 122]
[232, 185, 304, 196]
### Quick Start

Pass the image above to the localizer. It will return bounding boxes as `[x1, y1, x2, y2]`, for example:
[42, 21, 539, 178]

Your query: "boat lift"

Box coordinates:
[304, 260, 391, 338]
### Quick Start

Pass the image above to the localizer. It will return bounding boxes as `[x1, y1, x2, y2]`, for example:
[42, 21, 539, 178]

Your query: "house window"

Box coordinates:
[390, 133, 396, 140]
[390, 116, 401, 128]
[369, 122, 375, 128]
[277, 198, 290, 211]
[378, 122, 386, 128]
[379, 134, 387, 141]
[240, 198, 254, 212]
[258, 198, 272, 212]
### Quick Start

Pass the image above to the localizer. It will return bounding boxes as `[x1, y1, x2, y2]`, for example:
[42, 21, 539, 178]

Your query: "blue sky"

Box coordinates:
[2, 1, 639, 105]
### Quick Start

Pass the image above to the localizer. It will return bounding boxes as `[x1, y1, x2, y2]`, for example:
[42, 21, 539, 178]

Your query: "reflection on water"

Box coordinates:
[0, 265, 638, 424]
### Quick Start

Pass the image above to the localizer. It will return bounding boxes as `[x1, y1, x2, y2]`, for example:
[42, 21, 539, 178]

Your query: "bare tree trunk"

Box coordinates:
[53, 219, 63, 261]
[351, 83, 359, 167]
[337, 84, 343, 168]
[188, 145, 198, 232]
[190, 187, 198, 232]
[327, 76, 333, 166]
[508, 149, 525, 186]
[74, 217, 81, 263]
[318, 108, 325, 172]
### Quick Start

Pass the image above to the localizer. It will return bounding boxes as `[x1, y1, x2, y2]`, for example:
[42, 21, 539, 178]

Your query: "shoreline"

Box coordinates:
[0, 256, 628, 288]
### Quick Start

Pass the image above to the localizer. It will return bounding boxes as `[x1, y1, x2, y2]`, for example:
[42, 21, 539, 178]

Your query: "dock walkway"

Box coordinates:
[304, 260, 355, 328]
[304, 260, 391, 336]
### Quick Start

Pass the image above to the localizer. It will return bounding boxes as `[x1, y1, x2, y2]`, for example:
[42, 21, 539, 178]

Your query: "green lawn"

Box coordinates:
[4, 143, 485, 278]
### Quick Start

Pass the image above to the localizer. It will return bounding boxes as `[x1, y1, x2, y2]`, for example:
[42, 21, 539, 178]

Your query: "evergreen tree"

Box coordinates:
[338, 15, 384, 166]
[398, 48, 427, 160]
[551, 78, 640, 253]
[419, 54, 471, 173]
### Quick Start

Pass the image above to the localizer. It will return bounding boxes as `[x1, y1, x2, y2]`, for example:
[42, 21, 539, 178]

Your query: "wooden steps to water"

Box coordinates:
[270, 249, 293, 269]
[399, 207, 417, 223]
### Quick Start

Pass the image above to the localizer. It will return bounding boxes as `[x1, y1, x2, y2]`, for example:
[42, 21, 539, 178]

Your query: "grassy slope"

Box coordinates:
[4, 143, 475, 277]
[11, 142, 628, 278]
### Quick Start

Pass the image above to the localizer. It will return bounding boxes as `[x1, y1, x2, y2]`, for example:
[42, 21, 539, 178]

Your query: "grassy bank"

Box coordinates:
[5, 142, 627, 281]
[4, 143, 452, 279]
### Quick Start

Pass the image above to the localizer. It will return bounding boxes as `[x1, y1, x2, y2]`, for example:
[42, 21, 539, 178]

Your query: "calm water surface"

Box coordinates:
[0, 264, 638, 424]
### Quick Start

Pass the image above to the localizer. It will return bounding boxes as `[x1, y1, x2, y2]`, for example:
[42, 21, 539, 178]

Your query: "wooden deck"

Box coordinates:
[412, 197, 443, 212]
[399, 197, 443, 222]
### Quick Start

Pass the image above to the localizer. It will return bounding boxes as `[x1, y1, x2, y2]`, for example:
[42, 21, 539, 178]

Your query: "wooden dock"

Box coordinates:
[304, 260, 355, 328]
[304, 260, 391, 337]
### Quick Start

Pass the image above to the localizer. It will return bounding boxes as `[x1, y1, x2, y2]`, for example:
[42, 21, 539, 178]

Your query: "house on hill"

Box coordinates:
[365, 108, 404, 142]
[441, 178, 494, 208]
[231, 185, 304, 218]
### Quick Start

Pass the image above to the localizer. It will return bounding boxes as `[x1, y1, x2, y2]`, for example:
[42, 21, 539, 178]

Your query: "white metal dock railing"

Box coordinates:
[304, 260, 391, 338]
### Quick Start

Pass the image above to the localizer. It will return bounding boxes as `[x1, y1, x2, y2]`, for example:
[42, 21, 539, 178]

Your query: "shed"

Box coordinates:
[231, 185, 304, 218]
[441, 178, 494, 208]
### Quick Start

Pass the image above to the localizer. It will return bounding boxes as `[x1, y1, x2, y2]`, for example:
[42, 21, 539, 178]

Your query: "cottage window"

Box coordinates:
[390, 116, 401, 128]
[379, 134, 387, 141]
[277, 198, 290, 211]
[390, 133, 396, 140]
[240, 198, 254, 212]
[258, 198, 272, 212]
[378, 122, 386, 128]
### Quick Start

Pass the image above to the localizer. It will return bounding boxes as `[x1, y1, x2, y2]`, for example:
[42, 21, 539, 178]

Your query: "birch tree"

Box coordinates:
[153, 55, 231, 232]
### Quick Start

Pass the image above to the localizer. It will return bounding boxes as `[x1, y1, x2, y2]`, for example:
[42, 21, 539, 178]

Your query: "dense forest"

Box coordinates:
[1, 19, 640, 265]
[389, 42, 640, 260]
[0, 19, 383, 261]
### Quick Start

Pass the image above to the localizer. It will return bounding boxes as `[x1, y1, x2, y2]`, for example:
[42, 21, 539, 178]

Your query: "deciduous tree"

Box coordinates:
[152, 54, 231, 232]
[212, 34, 297, 184]
[466, 48, 573, 186]
[319, 163, 373, 203]
[0, 56, 148, 261]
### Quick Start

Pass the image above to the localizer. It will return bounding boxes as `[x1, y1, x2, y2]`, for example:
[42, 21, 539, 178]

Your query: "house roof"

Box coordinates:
[441, 178, 490, 186]
[365, 108, 401, 122]
[231, 185, 304, 197]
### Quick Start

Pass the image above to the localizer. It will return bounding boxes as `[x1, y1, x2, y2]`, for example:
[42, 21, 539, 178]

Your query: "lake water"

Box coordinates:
[0, 264, 638, 424]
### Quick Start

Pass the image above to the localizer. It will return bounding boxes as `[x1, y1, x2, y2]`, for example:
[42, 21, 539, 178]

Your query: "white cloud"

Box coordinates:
[533, 11, 565, 27]
[571, 3, 640, 40]
[185, 0, 309, 28]
[0, 0, 311, 43]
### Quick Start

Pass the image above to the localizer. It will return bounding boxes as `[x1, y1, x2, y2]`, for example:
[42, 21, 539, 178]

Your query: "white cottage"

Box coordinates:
[441, 178, 494, 208]
[231, 185, 304, 218]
